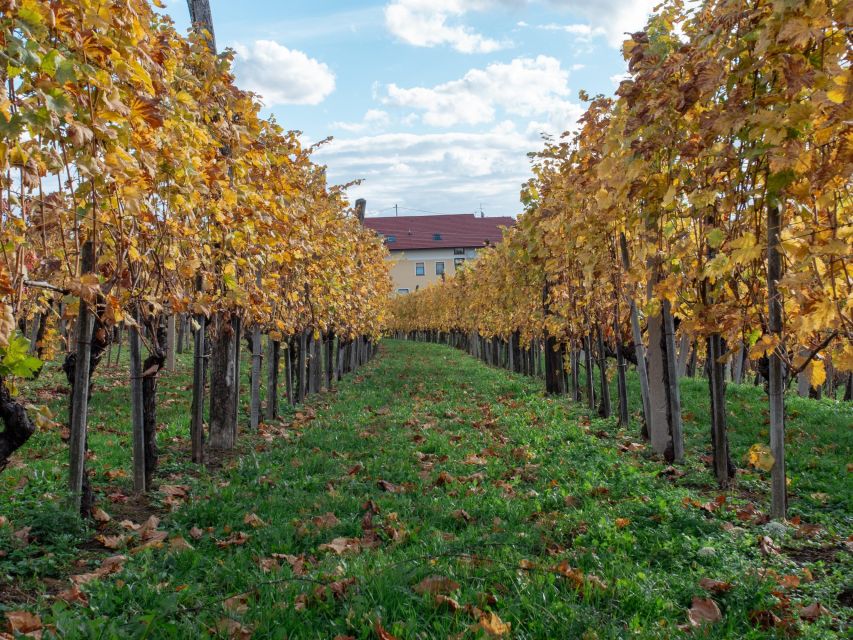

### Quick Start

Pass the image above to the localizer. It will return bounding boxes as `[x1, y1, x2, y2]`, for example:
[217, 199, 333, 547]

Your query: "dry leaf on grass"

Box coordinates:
[56, 584, 88, 606]
[216, 532, 250, 548]
[318, 537, 361, 555]
[377, 480, 405, 493]
[91, 507, 111, 523]
[5, 610, 42, 635]
[477, 611, 511, 637]
[799, 602, 830, 621]
[71, 555, 127, 586]
[243, 513, 267, 528]
[435, 594, 461, 612]
[215, 618, 252, 640]
[698, 578, 732, 594]
[169, 536, 194, 552]
[452, 509, 473, 524]
[311, 512, 340, 529]
[223, 594, 249, 615]
[374, 622, 399, 640]
[97, 534, 126, 550]
[413, 576, 460, 595]
[687, 597, 722, 626]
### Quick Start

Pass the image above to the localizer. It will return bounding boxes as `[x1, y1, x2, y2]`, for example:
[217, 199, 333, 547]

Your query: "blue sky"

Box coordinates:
[164, 1, 657, 217]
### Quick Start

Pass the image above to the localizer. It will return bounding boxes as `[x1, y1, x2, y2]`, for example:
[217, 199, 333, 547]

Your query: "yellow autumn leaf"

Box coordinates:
[809, 360, 826, 388]
[746, 444, 774, 472]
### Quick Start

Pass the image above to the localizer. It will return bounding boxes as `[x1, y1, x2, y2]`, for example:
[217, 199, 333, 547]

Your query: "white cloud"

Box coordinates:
[384, 0, 508, 53]
[232, 40, 335, 106]
[547, 0, 658, 46]
[331, 109, 391, 133]
[384, 0, 656, 52]
[538, 22, 605, 40]
[316, 126, 537, 216]
[383, 56, 581, 131]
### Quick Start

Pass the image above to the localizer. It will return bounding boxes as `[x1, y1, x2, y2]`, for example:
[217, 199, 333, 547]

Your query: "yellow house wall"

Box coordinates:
[387, 248, 478, 293]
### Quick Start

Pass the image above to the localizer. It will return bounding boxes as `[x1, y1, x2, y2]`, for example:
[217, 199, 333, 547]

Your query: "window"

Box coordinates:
[433, 233, 442, 241]
[454, 257, 465, 269]
[386, 235, 396, 244]
[453, 247, 465, 255]
[435, 261, 445, 275]
[415, 262, 425, 276]
[397, 288, 409, 294]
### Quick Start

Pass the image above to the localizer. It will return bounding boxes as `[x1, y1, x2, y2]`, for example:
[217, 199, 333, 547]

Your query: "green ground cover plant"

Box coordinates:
[1, 340, 850, 639]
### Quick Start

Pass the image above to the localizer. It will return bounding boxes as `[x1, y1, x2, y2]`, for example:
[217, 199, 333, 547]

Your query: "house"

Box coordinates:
[363, 213, 515, 294]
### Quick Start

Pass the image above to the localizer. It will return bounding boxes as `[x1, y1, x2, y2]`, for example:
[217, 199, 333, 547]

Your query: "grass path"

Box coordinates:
[1, 340, 850, 639]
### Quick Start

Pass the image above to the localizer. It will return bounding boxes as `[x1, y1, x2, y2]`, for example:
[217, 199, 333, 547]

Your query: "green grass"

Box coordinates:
[0, 340, 850, 638]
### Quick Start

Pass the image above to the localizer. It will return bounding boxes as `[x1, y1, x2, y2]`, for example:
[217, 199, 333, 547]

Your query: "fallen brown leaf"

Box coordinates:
[413, 576, 460, 595]
[243, 513, 267, 529]
[56, 584, 88, 606]
[478, 611, 511, 637]
[688, 597, 722, 626]
[799, 602, 830, 621]
[5, 610, 42, 635]
[698, 578, 732, 594]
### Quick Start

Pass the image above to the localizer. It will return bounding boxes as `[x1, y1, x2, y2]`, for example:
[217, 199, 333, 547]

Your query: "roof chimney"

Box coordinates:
[354, 198, 366, 223]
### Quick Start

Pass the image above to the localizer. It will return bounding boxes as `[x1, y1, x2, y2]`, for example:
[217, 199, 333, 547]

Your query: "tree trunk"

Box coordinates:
[0, 380, 36, 473]
[596, 325, 611, 419]
[570, 347, 580, 401]
[309, 331, 322, 394]
[208, 313, 237, 450]
[707, 334, 735, 487]
[129, 308, 146, 492]
[583, 335, 596, 411]
[266, 339, 280, 421]
[176, 314, 186, 355]
[767, 202, 786, 519]
[325, 333, 335, 390]
[141, 320, 166, 487]
[661, 299, 685, 463]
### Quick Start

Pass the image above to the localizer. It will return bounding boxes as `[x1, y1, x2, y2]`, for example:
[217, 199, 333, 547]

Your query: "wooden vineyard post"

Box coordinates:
[266, 338, 280, 421]
[209, 313, 237, 450]
[284, 339, 294, 405]
[190, 283, 206, 464]
[68, 241, 95, 513]
[250, 271, 263, 430]
[297, 330, 307, 403]
[661, 299, 684, 463]
[250, 325, 262, 430]
[129, 305, 146, 492]
[619, 233, 651, 437]
[325, 332, 335, 390]
[595, 324, 611, 418]
[583, 334, 596, 411]
[707, 334, 734, 487]
[767, 202, 786, 519]
[166, 313, 176, 371]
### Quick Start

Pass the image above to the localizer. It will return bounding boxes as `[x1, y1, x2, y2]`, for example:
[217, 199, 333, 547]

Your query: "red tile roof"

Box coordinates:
[363, 214, 514, 250]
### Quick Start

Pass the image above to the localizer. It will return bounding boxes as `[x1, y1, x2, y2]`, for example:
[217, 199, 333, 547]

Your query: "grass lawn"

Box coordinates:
[0, 339, 850, 638]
